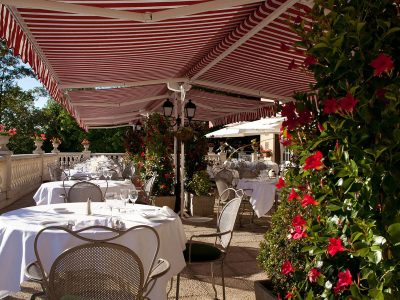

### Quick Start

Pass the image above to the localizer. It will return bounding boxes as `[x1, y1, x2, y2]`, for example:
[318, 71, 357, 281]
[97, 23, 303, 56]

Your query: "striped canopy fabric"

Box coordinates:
[0, 0, 314, 128]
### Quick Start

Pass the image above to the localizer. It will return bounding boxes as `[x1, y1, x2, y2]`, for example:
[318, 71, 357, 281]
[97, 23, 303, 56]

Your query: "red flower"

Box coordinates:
[327, 237, 346, 256]
[292, 214, 306, 227]
[281, 102, 296, 118]
[323, 98, 338, 114]
[289, 226, 307, 240]
[308, 268, 321, 283]
[281, 260, 294, 275]
[317, 123, 325, 132]
[288, 59, 298, 70]
[285, 291, 294, 299]
[370, 53, 394, 76]
[140, 151, 145, 158]
[304, 55, 317, 67]
[303, 151, 324, 170]
[301, 194, 318, 207]
[288, 188, 300, 202]
[333, 269, 353, 295]
[282, 118, 298, 131]
[8, 128, 17, 136]
[276, 177, 285, 189]
[298, 109, 312, 125]
[280, 42, 290, 51]
[338, 93, 358, 113]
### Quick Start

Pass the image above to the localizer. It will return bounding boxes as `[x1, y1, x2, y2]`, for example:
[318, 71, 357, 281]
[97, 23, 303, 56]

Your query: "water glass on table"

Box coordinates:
[105, 192, 116, 216]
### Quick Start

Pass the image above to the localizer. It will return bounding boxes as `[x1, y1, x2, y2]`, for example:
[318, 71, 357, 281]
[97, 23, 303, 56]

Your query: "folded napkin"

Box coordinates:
[72, 217, 112, 230]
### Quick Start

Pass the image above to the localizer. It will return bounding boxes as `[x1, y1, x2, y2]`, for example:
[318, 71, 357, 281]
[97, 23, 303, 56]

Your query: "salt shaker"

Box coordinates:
[87, 197, 92, 215]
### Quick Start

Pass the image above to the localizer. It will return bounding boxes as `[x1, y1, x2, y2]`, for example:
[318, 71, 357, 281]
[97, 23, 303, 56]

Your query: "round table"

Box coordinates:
[236, 178, 277, 217]
[33, 180, 135, 205]
[0, 203, 187, 299]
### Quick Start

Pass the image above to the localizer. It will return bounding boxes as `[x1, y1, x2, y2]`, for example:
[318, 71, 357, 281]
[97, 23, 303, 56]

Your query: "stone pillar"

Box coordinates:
[82, 150, 91, 160]
[0, 149, 12, 206]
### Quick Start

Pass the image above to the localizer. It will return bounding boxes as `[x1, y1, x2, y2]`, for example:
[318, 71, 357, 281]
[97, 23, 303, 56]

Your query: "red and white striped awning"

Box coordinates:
[0, 0, 314, 129]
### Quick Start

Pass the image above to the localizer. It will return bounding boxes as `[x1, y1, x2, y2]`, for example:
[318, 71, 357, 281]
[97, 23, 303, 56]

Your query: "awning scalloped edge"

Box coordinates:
[0, 5, 86, 130]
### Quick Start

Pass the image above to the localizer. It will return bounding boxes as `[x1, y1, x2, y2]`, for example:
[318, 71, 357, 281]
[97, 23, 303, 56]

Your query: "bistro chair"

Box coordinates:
[175, 196, 242, 300]
[214, 168, 235, 203]
[67, 181, 103, 202]
[28, 225, 170, 300]
[136, 173, 157, 205]
[47, 162, 63, 181]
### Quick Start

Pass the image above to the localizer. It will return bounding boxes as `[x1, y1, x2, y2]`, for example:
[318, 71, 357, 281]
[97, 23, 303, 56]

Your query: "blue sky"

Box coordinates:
[16, 77, 48, 108]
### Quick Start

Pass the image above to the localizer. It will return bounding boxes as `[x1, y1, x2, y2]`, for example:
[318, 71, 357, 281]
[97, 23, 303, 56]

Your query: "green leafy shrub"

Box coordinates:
[187, 170, 212, 196]
[258, 0, 400, 299]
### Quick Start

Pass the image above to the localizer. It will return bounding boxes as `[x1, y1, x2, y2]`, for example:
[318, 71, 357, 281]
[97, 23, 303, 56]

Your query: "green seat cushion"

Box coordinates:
[183, 242, 222, 262]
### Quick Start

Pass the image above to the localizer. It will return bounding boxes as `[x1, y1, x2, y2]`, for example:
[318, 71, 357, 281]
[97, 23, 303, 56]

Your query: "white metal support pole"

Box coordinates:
[173, 94, 178, 182]
[179, 85, 189, 218]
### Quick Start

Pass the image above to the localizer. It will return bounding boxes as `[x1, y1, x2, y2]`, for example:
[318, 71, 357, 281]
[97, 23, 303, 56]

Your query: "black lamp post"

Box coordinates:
[184, 99, 196, 122]
[162, 99, 174, 118]
[162, 98, 196, 213]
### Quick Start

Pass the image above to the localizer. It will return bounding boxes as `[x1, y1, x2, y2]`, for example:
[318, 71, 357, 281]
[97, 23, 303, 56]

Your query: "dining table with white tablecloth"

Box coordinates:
[33, 180, 135, 205]
[236, 178, 277, 217]
[0, 202, 187, 299]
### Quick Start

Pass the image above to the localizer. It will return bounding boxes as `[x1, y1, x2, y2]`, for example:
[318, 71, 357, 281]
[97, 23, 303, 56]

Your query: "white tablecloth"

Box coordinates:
[0, 203, 187, 299]
[33, 180, 135, 205]
[236, 178, 276, 217]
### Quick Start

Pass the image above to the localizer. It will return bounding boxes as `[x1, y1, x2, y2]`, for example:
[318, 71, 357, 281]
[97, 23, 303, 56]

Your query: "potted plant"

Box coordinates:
[260, 148, 273, 159]
[0, 124, 16, 152]
[33, 133, 46, 154]
[257, 1, 400, 299]
[81, 138, 90, 151]
[187, 170, 214, 216]
[50, 137, 62, 153]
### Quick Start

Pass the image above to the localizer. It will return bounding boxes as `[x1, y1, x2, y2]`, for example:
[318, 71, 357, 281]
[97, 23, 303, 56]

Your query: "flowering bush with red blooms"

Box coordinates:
[140, 113, 174, 196]
[258, 0, 400, 298]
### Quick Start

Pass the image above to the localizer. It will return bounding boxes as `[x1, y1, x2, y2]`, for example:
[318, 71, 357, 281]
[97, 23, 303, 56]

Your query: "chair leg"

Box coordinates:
[221, 261, 226, 300]
[175, 273, 180, 300]
[30, 291, 45, 300]
[210, 262, 218, 299]
[167, 277, 173, 297]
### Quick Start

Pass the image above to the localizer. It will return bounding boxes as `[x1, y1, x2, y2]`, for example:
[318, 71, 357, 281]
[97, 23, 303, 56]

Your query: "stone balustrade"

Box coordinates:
[0, 148, 125, 210]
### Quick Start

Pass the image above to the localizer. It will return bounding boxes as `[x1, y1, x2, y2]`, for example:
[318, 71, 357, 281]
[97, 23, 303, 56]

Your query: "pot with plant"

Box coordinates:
[33, 133, 46, 154]
[187, 170, 214, 216]
[0, 124, 16, 152]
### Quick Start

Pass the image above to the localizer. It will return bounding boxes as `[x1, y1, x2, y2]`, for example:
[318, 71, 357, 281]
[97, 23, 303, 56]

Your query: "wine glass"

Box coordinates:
[128, 189, 139, 205]
[120, 189, 130, 208]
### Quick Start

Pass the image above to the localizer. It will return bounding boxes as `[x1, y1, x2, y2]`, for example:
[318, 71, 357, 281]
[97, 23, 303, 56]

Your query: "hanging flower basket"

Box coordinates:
[174, 127, 194, 142]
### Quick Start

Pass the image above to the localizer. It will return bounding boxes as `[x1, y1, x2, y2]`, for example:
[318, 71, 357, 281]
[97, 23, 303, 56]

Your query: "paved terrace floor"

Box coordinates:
[0, 192, 271, 300]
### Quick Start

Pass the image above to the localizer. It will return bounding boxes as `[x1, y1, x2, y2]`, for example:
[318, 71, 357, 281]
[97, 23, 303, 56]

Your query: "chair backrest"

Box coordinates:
[144, 174, 156, 196]
[67, 181, 103, 202]
[217, 197, 242, 249]
[34, 225, 160, 300]
[48, 163, 62, 181]
[214, 169, 234, 202]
